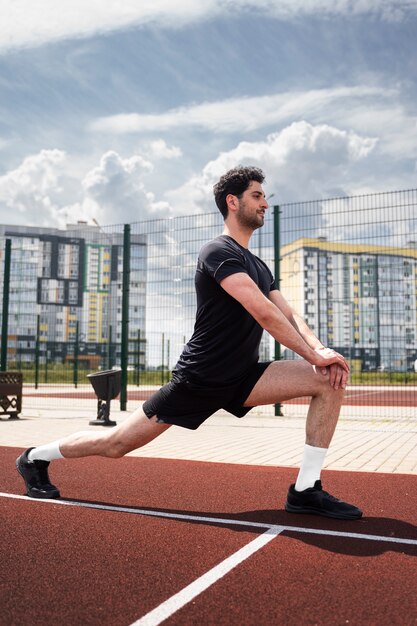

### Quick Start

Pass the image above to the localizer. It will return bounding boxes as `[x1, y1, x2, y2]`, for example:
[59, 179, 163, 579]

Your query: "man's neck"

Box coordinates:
[222, 223, 252, 249]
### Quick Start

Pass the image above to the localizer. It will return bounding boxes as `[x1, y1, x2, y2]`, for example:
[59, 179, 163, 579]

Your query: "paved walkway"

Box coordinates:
[1, 395, 416, 474]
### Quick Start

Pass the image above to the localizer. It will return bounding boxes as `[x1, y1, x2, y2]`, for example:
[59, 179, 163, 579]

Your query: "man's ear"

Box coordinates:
[226, 193, 238, 213]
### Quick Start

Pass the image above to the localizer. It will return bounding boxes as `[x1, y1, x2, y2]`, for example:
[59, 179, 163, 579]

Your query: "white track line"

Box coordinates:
[131, 525, 284, 626]
[0, 492, 271, 530]
[2, 491, 417, 626]
[1, 492, 416, 546]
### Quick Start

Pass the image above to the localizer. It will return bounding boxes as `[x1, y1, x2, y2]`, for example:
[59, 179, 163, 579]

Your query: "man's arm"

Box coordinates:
[268, 289, 324, 351]
[268, 289, 349, 387]
[220, 272, 349, 388]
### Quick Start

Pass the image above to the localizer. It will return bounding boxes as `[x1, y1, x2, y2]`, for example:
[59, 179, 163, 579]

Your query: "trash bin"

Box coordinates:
[0, 372, 23, 419]
[87, 369, 121, 426]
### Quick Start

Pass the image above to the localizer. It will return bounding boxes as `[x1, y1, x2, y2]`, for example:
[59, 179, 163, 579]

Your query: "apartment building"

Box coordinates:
[280, 238, 417, 371]
[0, 223, 146, 370]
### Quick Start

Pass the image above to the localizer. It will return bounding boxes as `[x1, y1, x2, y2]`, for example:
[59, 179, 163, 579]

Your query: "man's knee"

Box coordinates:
[313, 371, 346, 397]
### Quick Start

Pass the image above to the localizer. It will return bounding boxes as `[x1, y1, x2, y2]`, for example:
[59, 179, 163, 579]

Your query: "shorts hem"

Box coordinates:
[142, 361, 273, 430]
[223, 361, 272, 415]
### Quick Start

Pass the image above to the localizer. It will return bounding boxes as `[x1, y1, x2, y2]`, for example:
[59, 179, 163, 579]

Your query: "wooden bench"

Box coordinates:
[0, 372, 23, 419]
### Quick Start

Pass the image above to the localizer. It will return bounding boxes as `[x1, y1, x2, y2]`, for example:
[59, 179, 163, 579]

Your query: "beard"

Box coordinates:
[235, 202, 264, 230]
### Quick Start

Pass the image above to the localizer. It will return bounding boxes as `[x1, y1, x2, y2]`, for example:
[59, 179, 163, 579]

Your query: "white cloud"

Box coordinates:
[0, 149, 83, 227]
[0, 0, 220, 54]
[0, 122, 408, 230]
[90, 86, 388, 135]
[1, 0, 415, 53]
[82, 150, 169, 223]
[339, 103, 417, 159]
[0, 148, 170, 227]
[148, 139, 182, 160]
[90, 86, 417, 178]
[246, 0, 417, 21]
[165, 121, 377, 214]
[320, 191, 417, 247]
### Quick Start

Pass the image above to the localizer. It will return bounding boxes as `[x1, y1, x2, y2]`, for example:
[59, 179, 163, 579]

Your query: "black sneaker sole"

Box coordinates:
[16, 458, 60, 499]
[285, 502, 363, 520]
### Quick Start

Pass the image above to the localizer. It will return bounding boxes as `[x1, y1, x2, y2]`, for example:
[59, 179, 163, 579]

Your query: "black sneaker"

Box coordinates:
[16, 448, 60, 499]
[285, 480, 362, 520]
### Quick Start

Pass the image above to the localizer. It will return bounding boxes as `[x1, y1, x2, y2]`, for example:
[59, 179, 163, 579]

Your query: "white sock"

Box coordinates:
[294, 444, 328, 492]
[28, 441, 64, 462]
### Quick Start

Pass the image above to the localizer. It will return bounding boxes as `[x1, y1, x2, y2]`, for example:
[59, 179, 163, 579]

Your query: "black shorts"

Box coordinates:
[142, 361, 272, 430]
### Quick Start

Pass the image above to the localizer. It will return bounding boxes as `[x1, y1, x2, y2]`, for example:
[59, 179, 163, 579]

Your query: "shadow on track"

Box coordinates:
[63, 497, 417, 557]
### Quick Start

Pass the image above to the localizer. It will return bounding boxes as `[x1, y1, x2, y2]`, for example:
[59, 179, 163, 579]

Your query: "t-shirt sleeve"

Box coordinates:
[269, 274, 278, 292]
[200, 243, 247, 284]
[265, 261, 277, 292]
[259, 261, 277, 292]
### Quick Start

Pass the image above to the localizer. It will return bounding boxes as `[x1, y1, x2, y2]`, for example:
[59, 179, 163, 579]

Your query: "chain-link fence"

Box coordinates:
[0, 188, 416, 417]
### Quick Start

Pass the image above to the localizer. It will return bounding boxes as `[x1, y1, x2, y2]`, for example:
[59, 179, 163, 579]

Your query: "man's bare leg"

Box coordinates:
[59, 408, 170, 459]
[16, 408, 170, 498]
[244, 359, 343, 489]
[244, 359, 344, 445]
[243, 359, 362, 518]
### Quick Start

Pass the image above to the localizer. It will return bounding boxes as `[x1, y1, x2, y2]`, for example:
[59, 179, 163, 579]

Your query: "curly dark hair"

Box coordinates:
[213, 166, 265, 219]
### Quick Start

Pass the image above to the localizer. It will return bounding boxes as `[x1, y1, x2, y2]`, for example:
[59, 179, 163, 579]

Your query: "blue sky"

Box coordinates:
[0, 0, 416, 228]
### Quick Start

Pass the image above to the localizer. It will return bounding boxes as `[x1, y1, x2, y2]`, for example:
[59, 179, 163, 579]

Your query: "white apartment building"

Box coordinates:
[280, 238, 417, 371]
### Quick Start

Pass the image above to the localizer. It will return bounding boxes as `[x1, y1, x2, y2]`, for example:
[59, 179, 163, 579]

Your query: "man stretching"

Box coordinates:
[17, 166, 362, 520]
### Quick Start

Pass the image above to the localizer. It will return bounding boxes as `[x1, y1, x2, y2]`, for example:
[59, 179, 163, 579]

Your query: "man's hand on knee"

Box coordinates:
[312, 348, 349, 390]
[327, 363, 348, 390]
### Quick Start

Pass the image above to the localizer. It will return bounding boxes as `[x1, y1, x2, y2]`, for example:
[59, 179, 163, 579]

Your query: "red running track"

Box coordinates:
[24, 386, 417, 407]
[1, 446, 416, 625]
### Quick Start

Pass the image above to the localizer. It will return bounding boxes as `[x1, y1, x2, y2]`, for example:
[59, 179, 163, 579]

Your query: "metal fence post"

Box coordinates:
[166, 338, 170, 384]
[120, 224, 131, 411]
[136, 329, 141, 386]
[73, 320, 79, 388]
[44, 345, 48, 383]
[161, 333, 165, 386]
[35, 315, 40, 389]
[107, 324, 113, 371]
[273, 206, 283, 417]
[1, 239, 11, 372]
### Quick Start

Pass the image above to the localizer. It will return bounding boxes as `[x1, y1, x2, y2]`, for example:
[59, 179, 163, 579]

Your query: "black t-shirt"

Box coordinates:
[173, 235, 277, 385]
